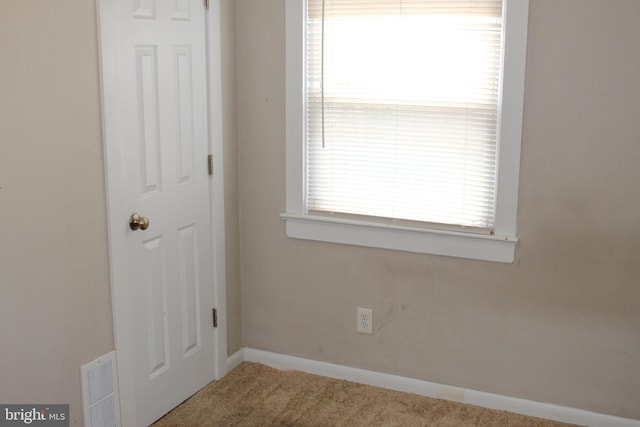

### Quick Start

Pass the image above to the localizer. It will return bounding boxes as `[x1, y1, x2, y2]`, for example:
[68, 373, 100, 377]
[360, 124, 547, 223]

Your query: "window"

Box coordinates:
[283, 0, 529, 263]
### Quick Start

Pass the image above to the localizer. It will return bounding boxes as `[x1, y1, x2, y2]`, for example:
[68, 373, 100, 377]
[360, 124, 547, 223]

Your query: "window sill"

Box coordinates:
[281, 213, 518, 263]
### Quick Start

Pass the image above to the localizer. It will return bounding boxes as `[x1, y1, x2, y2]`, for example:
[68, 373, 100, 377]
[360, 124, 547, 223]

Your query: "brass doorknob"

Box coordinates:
[129, 213, 150, 231]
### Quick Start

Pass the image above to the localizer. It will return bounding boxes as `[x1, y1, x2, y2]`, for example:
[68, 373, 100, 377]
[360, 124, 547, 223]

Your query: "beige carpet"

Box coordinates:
[153, 362, 581, 427]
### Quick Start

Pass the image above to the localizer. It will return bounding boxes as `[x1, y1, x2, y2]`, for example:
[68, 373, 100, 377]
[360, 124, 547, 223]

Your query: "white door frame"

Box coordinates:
[96, 0, 228, 424]
[204, 0, 229, 383]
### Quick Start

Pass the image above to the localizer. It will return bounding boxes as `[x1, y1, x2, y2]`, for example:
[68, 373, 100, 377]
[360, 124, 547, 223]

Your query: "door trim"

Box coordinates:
[95, 0, 228, 424]
[204, 0, 229, 383]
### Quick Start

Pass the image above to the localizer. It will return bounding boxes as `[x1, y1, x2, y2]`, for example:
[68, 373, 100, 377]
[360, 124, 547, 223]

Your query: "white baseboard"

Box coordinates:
[226, 348, 244, 372]
[227, 347, 639, 427]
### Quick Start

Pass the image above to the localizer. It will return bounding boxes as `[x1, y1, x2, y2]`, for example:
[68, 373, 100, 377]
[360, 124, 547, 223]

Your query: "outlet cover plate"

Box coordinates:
[357, 307, 373, 334]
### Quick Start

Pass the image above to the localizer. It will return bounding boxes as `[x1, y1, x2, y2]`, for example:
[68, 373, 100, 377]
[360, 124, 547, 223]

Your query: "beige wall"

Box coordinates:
[0, 1, 113, 425]
[236, 0, 640, 419]
[220, 0, 243, 356]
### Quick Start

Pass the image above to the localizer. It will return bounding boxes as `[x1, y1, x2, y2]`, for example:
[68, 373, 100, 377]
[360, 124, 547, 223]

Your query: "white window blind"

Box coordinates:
[305, 0, 504, 230]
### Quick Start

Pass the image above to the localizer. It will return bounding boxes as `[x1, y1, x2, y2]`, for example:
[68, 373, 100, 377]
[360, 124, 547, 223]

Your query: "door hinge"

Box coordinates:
[205, 0, 210, 10]
[212, 308, 218, 328]
[208, 154, 213, 176]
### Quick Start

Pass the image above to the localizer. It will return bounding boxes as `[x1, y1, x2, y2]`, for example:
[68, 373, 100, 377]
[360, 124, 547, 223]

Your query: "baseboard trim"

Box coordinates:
[230, 347, 639, 427]
[226, 348, 244, 372]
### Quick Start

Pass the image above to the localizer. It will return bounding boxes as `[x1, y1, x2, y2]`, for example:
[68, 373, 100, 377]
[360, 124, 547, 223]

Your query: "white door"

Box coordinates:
[97, 0, 218, 425]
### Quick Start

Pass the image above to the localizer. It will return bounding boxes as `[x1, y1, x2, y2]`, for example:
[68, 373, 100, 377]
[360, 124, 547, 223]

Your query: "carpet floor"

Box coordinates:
[153, 362, 581, 427]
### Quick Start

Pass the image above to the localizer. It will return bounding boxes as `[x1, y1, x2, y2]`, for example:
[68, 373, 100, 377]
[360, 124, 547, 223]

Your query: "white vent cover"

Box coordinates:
[81, 351, 120, 427]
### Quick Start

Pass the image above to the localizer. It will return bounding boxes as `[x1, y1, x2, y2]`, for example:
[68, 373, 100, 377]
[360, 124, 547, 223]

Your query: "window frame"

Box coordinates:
[282, 0, 529, 263]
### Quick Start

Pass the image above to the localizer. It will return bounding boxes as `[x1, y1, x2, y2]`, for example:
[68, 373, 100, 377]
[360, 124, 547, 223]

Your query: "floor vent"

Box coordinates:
[81, 351, 120, 427]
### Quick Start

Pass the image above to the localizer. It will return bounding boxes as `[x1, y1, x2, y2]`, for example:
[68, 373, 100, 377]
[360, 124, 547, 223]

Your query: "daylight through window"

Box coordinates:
[306, 0, 503, 230]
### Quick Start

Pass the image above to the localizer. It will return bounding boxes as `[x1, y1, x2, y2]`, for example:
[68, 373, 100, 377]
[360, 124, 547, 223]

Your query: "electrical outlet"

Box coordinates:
[357, 307, 373, 334]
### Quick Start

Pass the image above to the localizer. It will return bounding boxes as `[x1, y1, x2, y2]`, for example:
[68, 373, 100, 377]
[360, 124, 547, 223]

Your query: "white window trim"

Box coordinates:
[283, 0, 529, 263]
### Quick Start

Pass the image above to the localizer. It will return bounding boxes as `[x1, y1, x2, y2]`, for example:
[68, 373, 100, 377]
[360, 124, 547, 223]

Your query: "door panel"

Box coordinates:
[178, 223, 201, 356]
[99, 0, 216, 425]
